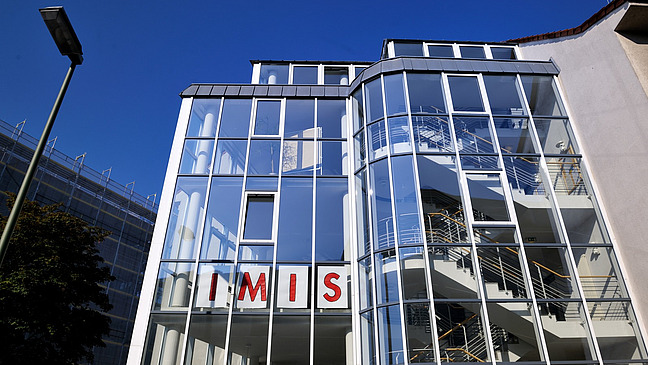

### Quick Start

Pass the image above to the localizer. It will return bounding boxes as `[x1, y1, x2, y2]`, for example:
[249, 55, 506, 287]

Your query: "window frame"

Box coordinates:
[239, 191, 278, 243]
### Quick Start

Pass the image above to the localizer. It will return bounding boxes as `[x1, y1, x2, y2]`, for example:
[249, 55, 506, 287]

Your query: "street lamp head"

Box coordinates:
[39, 7, 83, 65]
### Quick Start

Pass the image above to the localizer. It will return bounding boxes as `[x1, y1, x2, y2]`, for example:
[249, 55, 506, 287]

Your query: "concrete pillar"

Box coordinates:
[268, 72, 277, 85]
[345, 327, 354, 365]
[161, 329, 181, 365]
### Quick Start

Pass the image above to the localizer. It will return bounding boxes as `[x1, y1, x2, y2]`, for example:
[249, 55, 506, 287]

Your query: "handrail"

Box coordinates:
[445, 348, 485, 362]
[438, 313, 478, 340]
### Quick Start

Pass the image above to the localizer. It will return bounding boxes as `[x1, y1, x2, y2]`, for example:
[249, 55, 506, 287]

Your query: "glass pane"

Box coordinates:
[238, 245, 274, 261]
[427, 45, 454, 58]
[483, 75, 525, 116]
[503, 156, 562, 243]
[407, 73, 446, 114]
[245, 176, 278, 191]
[314, 315, 353, 365]
[185, 314, 228, 364]
[355, 66, 367, 78]
[365, 78, 384, 122]
[459, 46, 486, 59]
[460, 155, 499, 170]
[473, 227, 517, 244]
[521, 75, 566, 116]
[283, 140, 315, 175]
[153, 262, 195, 310]
[384, 73, 407, 116]
[572, 247, 627, 299]
[354, 130, 366, 170]
[486, 302, 543, 362]
[538, 302, 597, 362]
[247, 140, 281, 175]
[417, 155, 468, 243]
[377, 305, 405, 365]
[400, 247, 428, 300]
[525, 247, 578, 299]
[393, 42, 423, 57]
[142, 314, 187, 365]
[412, 116, 453, 153]
[490, 47, 516, 60]
[493, 118, 536, 154]
[405, 303, 434, 363]
[435, 302, 489, 362]
[277, 178, 312, 261]
[243, 194, 274, 240]
[179, 139, 214, 174]
[193, 264, 234, 311]
[318, 141, 347, 176]
[466, 173, 509, 221]
[547, 157, 609, 244]
[391, 156, 422, 245]
[315, 178, 348, 261]
[359, 257, 373, 310]
[293, 66, 318, 84]
[429, 246, 478, 299]
[360, 311, 376, 365]
[453, 116, 495, 154]
[201, 177, 243, 260]
[478, 246, 528, 299]
[356, 170, 371, 258]
[370, 159, 394, 249]
[324, 66, 349, 85]
[218, 99, 252, 138]
[163, 177, 208, 259]
[368, 120, 388, 161]
[388, 116, 412, 154]
[228, 315, 269, 364]
[260, 64, 288, 84]
[188, 98, 220, 137]
[375, 250, 400, 304]
[352, 89, 365, 132]
[213, 140, 247, 175]
[254, 100, 281, 135]
[588, 301, 647, 361]
[284, 99, 315, 138]
[318, 99, 347, 138]
[271, 316, 310, 364]
[448, 76, 484, 112]
[534, 118, 579, 154]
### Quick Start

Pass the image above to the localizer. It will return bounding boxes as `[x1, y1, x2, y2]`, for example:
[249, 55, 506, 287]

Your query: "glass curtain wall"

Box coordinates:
[352, 71, 647, 365]
[142, 96, 352, 365]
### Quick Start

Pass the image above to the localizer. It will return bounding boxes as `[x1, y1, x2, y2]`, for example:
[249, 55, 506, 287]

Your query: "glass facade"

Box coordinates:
[132, 40, 647, 365]
[0, 119, 157, 365]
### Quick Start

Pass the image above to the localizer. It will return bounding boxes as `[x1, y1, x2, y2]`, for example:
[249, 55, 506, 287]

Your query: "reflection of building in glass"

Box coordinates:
[0, 119, 157, 365]
[129, 2, 648, 364]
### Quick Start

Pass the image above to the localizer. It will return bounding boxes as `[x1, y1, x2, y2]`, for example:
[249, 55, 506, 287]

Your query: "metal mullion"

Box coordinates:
[403, 70, 442, 365]
[310, 97, 318, 365]
[539, 75, 604, 364]
[178, 96, 226, 365]
[381, 73, 410, 365]
[222, 96, 257, 365]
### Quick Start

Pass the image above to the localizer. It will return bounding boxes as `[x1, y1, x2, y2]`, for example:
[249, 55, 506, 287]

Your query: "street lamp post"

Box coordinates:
[0, 7, 83, 266]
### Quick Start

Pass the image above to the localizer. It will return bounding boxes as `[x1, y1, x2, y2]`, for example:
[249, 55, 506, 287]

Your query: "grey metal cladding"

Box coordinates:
[361, 65, 379, 82]
[324, 87, 338, 97]
[424, 59, 442, 71]
[410, 58, 428, 70]
[402, 58, 415, 71]
[254, 85, 269, 96]
[530, 63, 550, 74]
[197, 85, 212, 95]
[310, 86, 325, 97]
[499, 62, 518, 73]
[296, 86, 310, 97]
[469, 61, 489, 72]
[182, 85, 199, 96]
[543, 63, 559, 74]
[485, 61, 502, 73]
[239, 86, 255, 96]
[440, 59, 459, 71]
[268, 86, 283, 96]
[338, 86, 348, 97]
[514, 63, 533, 73]
[381, 59, 404, 73]
[283, 85, 298, 96]
[225, 85, 241, 95]
[211, 85, 227, 96]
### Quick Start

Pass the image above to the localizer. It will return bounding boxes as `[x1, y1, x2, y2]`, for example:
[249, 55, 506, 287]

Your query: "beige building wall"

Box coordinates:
[517, 2, 648, 334]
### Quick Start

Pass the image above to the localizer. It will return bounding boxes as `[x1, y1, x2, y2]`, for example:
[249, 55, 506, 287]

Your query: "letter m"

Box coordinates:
[238, 271, 267, 302]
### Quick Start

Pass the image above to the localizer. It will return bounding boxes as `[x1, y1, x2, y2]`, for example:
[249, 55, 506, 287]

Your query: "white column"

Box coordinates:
[345, 327, 354, 365]
[268, 72, 277, 85]
[161, 329, 181, 365]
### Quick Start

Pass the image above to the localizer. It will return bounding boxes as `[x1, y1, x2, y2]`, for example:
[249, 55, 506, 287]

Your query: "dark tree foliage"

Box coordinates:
[0, 196, 114, 365]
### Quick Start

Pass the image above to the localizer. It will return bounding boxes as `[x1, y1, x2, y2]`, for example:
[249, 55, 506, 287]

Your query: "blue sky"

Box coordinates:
[1, 0, 606, 200]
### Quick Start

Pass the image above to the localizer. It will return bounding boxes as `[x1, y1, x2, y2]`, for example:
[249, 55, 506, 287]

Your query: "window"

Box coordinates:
[459, 45, 486, 59]
[447, 76, 485, 112]
[254, 100, 281, 136]
[490, 46, 517, 60]
[427, 44, 454, 58]
[242, 194, 275, 240]
[292, 66, 318, 84]
[393, 42, 424, 57]
[260, 64, 289, 84]
[324, 66, 349, 85]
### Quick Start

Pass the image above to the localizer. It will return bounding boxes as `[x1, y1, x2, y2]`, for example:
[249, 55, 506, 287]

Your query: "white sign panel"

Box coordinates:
[276, 266, 309, 308]
[317, 266, 348, 309]
[237, 266, 270, 308]
[195, 266, 230, 308]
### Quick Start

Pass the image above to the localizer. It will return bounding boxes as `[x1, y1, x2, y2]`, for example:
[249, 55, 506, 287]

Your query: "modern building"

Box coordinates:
[128, 1, 648, 364]
[0, 118, 158, 365]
